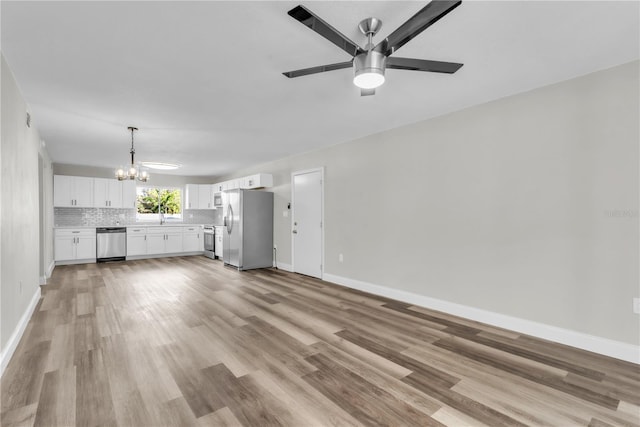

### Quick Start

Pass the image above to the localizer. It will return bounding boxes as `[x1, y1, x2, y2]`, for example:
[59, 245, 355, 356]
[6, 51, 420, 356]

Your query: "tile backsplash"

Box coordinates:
[54, 208, 217, 227]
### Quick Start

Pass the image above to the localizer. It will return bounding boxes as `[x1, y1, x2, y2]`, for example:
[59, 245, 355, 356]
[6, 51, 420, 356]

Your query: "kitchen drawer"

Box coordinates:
[127, 227, 147, 234]
[55, 228, 96, 237]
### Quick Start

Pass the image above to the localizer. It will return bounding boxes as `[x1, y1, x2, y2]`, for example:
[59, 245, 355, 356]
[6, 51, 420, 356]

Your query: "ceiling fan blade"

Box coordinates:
[375, 0, 462, 56]
[288, 5, 365, 57]
[283, 61, 353, 78]
[361, 88, 375, 96]
[387, 57, 463, 74]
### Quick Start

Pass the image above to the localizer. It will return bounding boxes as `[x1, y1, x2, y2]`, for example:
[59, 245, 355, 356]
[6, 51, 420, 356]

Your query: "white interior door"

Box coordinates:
[292, 168, 323, 278]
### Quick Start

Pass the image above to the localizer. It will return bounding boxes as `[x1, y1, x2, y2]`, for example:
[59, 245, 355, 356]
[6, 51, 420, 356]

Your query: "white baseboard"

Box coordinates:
[274, 262, 293, 272]
[0, 286, 41, 377]
[323, 273, 640, 364]
[46, 260, 55, 278]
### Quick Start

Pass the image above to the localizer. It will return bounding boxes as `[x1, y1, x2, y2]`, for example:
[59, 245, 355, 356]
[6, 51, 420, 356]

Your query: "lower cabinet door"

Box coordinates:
[146, 234, 165, 255]
[165, 233, 183, 254]
[127, 235, 147, 256]
[76, 236, 97, 259]
[182, 233, 202, 252]
[55, 236, 75, 261]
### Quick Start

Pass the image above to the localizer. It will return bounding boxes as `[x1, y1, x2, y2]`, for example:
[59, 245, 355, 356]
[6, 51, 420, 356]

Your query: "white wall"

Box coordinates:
[1, 54, 53, 368]
[223, 61, 639, 347]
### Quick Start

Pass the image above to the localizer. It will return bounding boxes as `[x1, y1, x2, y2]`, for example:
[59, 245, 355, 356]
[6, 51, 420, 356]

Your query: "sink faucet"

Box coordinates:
[160, 212, 165, 225]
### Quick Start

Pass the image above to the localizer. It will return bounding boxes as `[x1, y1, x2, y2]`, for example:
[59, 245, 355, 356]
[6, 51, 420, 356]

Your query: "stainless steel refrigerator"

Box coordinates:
[222, 189, 274, 270]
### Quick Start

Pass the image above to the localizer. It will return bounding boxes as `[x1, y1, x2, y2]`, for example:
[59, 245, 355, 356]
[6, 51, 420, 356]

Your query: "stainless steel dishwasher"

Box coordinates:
[96, 227, 126, 262]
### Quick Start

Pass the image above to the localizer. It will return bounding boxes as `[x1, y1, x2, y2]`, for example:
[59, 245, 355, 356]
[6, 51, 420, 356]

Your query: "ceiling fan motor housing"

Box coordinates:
[353, 51, 387, 88]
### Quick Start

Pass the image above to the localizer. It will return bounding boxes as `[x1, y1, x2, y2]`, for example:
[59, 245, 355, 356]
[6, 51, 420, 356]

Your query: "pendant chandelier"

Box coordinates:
[115, 126, 149, 182]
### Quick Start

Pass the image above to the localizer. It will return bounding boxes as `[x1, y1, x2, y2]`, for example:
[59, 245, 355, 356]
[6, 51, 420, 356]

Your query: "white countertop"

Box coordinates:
[55, 223, 206, 229]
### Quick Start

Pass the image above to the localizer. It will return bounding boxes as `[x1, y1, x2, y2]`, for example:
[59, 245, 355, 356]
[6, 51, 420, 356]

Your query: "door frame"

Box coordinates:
[291, 167, 325, 279]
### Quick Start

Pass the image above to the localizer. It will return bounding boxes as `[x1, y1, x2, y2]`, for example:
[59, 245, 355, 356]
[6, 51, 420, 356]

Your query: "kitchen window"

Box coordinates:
[136, 187, 182, 222]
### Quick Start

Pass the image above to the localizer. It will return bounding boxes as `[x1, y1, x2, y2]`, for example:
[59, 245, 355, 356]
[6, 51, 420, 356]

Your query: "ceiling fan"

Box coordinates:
[283, 0, 464, 96]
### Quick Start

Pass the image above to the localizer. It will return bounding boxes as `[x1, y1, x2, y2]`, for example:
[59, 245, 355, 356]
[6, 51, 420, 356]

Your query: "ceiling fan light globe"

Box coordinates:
[353, 72, 385, 89]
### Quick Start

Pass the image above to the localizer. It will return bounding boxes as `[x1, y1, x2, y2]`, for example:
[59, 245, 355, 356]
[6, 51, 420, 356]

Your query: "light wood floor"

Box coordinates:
[1, 256, 639, 427]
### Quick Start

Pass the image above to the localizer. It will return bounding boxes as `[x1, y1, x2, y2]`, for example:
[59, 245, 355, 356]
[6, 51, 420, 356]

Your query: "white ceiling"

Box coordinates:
[2, 1, 638, 177]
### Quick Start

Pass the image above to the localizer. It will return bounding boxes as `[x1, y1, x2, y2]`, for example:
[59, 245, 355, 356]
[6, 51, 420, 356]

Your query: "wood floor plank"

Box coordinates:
[1, 257, 638, 427]
[433, 335, 620, 410]
[303, 353, 445, 427]
[75, 348, 117, 427]
[159, 343, 225, 419]
[33, 367, 76, 427]
[0, 403, 38, 427]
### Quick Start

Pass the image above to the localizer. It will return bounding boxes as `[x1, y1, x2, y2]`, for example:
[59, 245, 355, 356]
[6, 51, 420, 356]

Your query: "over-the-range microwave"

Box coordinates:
[213, 192, 223, 208]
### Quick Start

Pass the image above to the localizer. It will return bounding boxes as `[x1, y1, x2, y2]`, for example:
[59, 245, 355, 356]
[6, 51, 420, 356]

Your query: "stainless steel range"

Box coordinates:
[203, 225, 215, 259]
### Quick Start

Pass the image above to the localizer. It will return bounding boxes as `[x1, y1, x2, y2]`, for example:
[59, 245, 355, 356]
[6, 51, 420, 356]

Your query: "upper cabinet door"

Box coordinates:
[54, 175, 73, 207]
[122, 180, 137, 209]
[240, 174, 273, 189]
[54, 175, 94, 207]
[73, 177, 94, 207]
[94, 178, 123, 208]
[185, 184, 199, 209]
[93, 178, 109, 207]
[108, 180, 122, 208]
[198, 185, 213, 209]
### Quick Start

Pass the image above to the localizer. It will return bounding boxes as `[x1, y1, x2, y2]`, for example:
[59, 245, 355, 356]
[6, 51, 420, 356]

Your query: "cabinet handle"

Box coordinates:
[144, 235, 146, 241]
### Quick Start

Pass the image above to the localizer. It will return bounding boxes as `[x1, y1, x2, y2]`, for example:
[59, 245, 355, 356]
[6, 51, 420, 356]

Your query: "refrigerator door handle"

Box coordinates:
[227, 204, 234, 234]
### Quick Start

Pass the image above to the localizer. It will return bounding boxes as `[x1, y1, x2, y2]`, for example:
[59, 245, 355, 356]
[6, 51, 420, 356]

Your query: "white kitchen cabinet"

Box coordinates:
[55, 229, 96, 263]
[213, 174, 272, 194]
[226, 179, 240, 190]
[165, 230, 183, 253]
[240, 173, 273, 189]
[145, 227, 183, 254]
[198, 185, 214, 209]
[145, 235, 165, 255]
[94, 178, 122, 208]
[54, 175, 94, 207]
[183, 226, 204, 252]
[185, 184, 199, 209]
[121, 180, 137, 209]
[126, 227, 147, 256]
[214, 226, 223, 259]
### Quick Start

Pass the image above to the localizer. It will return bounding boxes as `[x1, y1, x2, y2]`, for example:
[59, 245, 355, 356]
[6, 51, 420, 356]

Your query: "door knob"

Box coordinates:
[292, 230, 297, 234]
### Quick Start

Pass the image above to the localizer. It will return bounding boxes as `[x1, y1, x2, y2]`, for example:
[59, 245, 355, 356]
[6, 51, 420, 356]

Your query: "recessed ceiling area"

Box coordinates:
[2, 1, 638, 176]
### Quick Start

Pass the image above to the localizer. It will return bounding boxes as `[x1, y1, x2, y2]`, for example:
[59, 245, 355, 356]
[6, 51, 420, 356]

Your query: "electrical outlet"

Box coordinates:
[633, 298, 640, 314]
[283, 210, 288, 218]
[339, 254, 343, 263]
